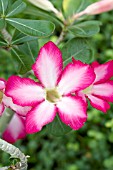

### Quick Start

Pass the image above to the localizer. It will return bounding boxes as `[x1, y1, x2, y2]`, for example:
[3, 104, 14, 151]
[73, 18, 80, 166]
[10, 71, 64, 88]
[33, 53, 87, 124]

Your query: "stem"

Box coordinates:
[55, 30, 66, 46]
[71, 11, 86, 22]
[0, 138, 28, 170]
[1, 29, 12, 43]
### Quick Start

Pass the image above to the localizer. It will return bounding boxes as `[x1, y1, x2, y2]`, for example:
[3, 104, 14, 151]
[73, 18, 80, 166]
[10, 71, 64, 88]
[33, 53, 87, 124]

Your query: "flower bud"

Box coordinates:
[73, 0, 113, 20]
[27, 0, 59, 14]
[84, 0, 113, 15]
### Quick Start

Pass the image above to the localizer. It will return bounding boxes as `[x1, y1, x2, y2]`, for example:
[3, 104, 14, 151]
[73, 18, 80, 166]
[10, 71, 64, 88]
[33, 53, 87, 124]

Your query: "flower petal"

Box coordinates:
[32, 41, 63, 88]
[26, 101, 56, 134]
[58, 60, 95, 95]
[91, 80, 113, 102]
[0, 103, 5, 116]
[3, 95, 31, 116]
[87, 94, 110, 113]
[57, 96, 87, 130]
[5, 76, 44, 106]
[2, 114, 26, 143]
[92, 60, 113, 84]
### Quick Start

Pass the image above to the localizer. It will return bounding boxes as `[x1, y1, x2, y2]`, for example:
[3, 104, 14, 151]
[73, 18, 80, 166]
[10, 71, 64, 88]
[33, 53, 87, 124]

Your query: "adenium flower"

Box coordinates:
[2, 114, 26, 143]
[76, 60, 113, 113]
[74, 0, 113, 19]
[5, 41, 95, 134]
[0, 78, 31, 117]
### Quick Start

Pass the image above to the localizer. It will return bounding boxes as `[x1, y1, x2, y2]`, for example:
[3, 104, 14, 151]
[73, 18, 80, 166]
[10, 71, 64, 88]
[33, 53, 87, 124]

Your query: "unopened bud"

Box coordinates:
[27, 0, 59, 14]
[73, 0, 113, 20]
[84, 0, 113, 15]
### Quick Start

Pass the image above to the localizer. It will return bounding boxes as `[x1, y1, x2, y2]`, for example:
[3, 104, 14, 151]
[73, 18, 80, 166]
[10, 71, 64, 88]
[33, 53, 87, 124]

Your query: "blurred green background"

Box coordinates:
[0, 0, 113, 170]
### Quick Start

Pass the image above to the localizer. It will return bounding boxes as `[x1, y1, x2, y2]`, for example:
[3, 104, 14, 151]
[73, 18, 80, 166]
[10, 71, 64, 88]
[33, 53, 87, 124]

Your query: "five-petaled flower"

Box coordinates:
[76, 60, 113, 113]
[5, 41, 95, 134]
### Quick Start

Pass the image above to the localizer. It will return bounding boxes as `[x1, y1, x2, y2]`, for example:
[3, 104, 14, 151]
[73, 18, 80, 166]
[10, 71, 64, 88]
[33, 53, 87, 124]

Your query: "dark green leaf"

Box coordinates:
[68, 21, 101, 37]
[0, 18, 5, 29]
[63, 0, 85, 18]
[62, 38, 94, 66]
[6, 0, 26, 17]
[12, 39, 39, 74]
[0, 0, 9, 15]
[24, 6, 63, 27]
[12, 29, 37, 45]
[11, 42, 37, 75]
[18, 39, 39, 62]
[46, 115, 72, 136]
[6, 18, 55, 37]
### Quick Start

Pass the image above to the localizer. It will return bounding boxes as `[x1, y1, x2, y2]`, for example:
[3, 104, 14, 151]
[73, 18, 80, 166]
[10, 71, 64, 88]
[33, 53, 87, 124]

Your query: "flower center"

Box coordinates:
[82, 85, 93, 95]
[0, 90, 3, 103]
[45, 88, 61, 103]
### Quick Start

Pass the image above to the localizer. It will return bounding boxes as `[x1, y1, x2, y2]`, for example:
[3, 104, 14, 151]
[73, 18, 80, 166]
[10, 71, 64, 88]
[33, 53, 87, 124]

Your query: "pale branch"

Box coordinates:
[1, 29, 12, 43]
[0, 138, 28, 170]
[55, 30, 66, 46]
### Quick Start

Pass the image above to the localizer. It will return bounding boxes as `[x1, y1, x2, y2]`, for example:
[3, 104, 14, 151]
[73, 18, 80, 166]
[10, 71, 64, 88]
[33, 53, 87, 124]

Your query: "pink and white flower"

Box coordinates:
[5, 41, 95, 134]
[2, 114, 26, 143]
[76, 60, 113, 113]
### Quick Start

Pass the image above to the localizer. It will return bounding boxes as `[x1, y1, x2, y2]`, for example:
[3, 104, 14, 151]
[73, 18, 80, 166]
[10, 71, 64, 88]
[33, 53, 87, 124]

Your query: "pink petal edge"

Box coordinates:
[32, 41, 63, 88]
[58, 60, 95, 95]
[5, 76, 44, 107]
[57, 95, 87, 130]
[26, 101, 57, 134]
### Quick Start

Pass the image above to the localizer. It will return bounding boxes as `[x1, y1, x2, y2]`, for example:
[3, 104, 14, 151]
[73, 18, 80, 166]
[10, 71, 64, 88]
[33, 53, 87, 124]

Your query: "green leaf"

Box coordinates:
[6, 18, 55, 37]
[24, 6, 63, 27]
[68, 21, 101, 37]
[0, 0, 9, 15]
[6, 0, 26, 17]
[0, 18, 5, 29]
[46, 115, 72, 136]
[62, 38, 94, 66]
[12, 29, 37, 45]
[12, 39, 39, 74]
[63, 0, 85, 18]
[11, 47, 30, 74]
[18, 39, 38, 62]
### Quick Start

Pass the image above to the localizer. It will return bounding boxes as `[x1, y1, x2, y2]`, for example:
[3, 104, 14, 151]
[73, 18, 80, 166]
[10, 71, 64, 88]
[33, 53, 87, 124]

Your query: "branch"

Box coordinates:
[1, 29, 12, 43]
[0, 138, 28, 170]
[55, 30, 66, 46]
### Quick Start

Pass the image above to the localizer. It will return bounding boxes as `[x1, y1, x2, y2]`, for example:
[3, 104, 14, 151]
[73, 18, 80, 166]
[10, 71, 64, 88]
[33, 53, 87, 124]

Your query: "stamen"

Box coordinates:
[46, 88, 61, 103]
[0, 91, 3, 103]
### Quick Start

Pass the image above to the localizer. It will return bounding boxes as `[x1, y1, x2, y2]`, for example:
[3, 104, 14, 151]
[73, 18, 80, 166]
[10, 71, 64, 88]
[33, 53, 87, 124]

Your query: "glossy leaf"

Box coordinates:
[24, 6, 63, 27]
[46, 115, 72, 136]
[68, 21, 101, 37]
[6, 0, 26, 17]
[0, 18, 5, 29]
[63, 0, 85, 17]
[11, 39, 38, 74]
[62, 38, 94, 66]
[0, 0, 9, 15]
[6, 18, 55, 37]
[12, 29, 37, 45]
